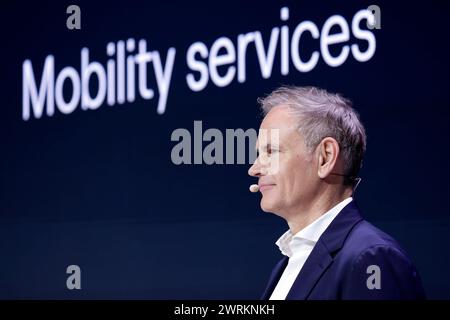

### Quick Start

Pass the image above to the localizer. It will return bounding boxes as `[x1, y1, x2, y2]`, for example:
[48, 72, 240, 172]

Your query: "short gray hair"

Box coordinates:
[258, 86, 366, 185]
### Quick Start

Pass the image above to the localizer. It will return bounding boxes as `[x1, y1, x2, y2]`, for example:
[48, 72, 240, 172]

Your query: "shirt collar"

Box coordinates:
[275, 197, 353, 257]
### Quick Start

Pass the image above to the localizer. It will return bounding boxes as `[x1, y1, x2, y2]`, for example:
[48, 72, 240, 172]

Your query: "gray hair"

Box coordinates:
[258, 86, 366, 185]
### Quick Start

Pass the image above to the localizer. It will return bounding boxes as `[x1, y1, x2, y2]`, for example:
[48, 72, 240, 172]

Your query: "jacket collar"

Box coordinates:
[286, 200, 363, 299]
[261, 200, 364, 300]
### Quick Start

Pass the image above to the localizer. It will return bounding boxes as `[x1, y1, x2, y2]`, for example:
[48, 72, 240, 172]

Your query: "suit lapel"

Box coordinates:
[285, 240, 333, 299]
[260, 256, 289, 300]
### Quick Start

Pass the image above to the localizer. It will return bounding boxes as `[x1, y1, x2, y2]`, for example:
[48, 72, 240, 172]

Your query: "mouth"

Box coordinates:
[259, 184, 276, 192]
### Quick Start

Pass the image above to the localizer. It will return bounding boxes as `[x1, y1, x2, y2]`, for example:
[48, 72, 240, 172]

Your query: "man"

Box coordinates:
[248, 86, 425, 300]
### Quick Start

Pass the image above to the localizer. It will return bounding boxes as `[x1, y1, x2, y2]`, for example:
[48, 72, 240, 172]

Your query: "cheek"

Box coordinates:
[284, 156, 314, 189]
[275, 158, 297, 190]
[266, 156, 281, 175]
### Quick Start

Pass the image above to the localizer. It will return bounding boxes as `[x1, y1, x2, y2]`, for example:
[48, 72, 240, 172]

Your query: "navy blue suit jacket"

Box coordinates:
[261, 201, 426, 300]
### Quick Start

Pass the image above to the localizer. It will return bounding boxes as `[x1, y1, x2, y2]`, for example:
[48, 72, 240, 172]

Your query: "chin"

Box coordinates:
[260, 198, 282, 215]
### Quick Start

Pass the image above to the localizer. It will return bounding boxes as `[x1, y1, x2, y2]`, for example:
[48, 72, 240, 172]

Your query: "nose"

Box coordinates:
[248, 157, 263, 177]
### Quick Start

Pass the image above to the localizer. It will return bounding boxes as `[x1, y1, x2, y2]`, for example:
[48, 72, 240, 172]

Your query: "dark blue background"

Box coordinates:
[1, 0, 449, 298]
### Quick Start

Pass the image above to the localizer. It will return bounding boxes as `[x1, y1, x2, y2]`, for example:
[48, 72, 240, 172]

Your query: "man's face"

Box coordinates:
[248, 105, 318, 217]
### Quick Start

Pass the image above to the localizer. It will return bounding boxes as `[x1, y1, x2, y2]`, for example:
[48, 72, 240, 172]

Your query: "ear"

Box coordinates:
[317, 137, 340, 179]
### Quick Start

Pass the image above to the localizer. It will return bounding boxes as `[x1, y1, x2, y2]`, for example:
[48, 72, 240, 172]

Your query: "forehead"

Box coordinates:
[256, 105, 301, 148]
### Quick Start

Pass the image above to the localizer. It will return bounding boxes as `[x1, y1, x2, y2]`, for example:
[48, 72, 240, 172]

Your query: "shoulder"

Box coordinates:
[342, 220, 417, 276]
[338, 220, 426, 299]
[343, 220, 407, 258]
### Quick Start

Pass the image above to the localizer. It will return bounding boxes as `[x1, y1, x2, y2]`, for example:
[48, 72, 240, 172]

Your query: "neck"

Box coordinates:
[285, 186, 353, 235]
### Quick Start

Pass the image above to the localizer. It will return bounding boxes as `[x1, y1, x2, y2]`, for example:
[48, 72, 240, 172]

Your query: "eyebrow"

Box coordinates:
[255, 143, 281, 152]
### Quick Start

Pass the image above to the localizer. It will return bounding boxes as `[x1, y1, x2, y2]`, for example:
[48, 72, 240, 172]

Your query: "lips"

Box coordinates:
[259, 184, 276, 191]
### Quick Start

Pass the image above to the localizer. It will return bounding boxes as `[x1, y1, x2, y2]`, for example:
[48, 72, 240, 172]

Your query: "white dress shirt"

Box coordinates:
[269, 197, 353, 300]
